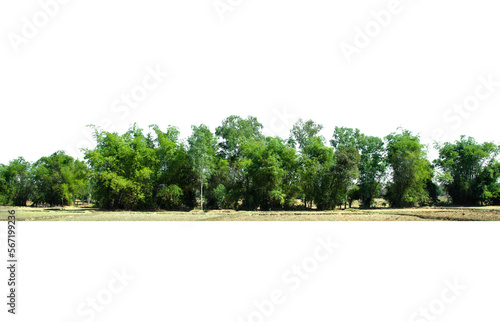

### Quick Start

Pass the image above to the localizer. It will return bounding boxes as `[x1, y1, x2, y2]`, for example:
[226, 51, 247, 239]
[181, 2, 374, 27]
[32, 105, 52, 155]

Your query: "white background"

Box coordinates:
[1, 0, 500, 163]
[1, 0, 500, 321]
[1, 222, 500, 321]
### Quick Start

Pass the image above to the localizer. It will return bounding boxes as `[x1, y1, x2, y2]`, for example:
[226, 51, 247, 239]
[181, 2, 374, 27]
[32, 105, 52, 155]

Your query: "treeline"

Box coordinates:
[1, 116, 499, 210]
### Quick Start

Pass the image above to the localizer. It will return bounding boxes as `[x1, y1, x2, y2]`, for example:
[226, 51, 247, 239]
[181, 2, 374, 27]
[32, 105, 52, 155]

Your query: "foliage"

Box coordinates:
[84, 124, 194, 210]
[215, 115, 263, 160]
[314, 146, 360, 210]
[0, 157, 32, 206]
[330, 127, 386, 208]
[31, 151, 89, 206]
[434, 136, 500, 205]
[212, 184, 228, 209]
[238, 136, 298, 210]
[157, 184, 184, 210]
[295, 129, 332, 209]
[2, 116, 498, 212]
[357, 135, 387, 208]
[188, 124, 217, 210]
[384, 129, 435, 207]
[289, 119, 324, 150]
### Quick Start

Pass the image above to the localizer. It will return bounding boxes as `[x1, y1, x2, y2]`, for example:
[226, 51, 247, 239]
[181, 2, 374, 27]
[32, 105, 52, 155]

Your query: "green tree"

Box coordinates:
[289, 119, 324, 150]
[188, 124, 217, 211]
[214, 115, 265, 209]
[291, 120, 329, 209]
[86, 124, 163, 209]
[330, 127, 385, 209]
[384, 129, 434, 207]
[357, 135, 386, 208]
[152, 124, 196, 209]
[330, 127, 362, 150]
[238, 136, 298, 210]
[434, 136, 500, 205]
[204, 158, 231, 209]
[315, 146, 360, 210]
[31, 151, 89, 206]
[212, 183, 228, 209]
[215, 115, 264, 160]
[7, 115, 500, 212]
[0, 157, 32, 206]
[84, 125, 154, 209]
[157, 184, 184, 210]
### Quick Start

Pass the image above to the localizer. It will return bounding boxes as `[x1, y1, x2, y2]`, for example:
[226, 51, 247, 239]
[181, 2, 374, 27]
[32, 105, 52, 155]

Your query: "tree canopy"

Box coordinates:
[434, 136, 500, 205]
[1, 116, 498, 210]
[384, 129, 437, 207]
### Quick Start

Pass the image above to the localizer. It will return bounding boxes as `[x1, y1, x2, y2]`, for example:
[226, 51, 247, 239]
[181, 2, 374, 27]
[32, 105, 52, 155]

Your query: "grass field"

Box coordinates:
[2, 205, 500, 221]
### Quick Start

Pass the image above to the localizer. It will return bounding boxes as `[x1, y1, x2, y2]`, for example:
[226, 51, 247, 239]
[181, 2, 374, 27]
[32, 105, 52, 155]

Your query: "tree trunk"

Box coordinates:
[200, 179, 203, 211]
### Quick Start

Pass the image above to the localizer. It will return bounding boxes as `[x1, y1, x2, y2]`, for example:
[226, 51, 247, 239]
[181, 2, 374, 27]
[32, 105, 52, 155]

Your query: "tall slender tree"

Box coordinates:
[188, 124, 217, 211]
